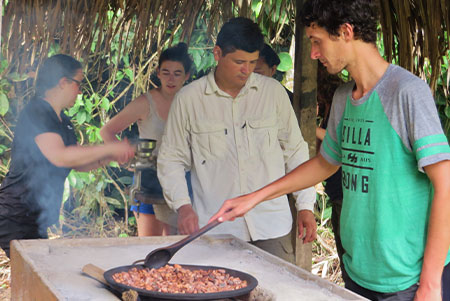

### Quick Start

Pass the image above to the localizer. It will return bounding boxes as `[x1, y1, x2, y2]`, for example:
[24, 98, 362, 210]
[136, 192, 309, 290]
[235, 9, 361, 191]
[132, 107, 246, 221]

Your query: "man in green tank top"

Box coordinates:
[211, 1, 450, 300]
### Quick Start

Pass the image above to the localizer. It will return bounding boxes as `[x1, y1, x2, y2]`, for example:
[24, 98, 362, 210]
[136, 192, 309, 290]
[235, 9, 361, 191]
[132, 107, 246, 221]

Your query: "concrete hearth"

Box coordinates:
[10, 234, 366, 300]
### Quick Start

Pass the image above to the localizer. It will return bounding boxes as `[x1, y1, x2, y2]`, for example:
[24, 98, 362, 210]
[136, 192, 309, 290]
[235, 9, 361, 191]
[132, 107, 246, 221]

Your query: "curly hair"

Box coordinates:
[299, 0, 379, 44]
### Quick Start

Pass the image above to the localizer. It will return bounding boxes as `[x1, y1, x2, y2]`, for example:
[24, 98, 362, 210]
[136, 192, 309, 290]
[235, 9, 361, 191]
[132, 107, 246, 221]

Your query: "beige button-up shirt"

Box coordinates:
[157, 71, 315, 241]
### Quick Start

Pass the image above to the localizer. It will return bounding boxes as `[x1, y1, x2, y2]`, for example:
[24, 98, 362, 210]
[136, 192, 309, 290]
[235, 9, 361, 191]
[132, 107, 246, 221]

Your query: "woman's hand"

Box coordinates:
[110, 138, 135, 164]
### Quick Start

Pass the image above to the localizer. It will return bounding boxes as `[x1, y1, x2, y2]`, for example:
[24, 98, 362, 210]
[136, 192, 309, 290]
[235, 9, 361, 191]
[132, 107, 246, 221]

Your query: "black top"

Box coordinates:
[0, 97, 77, 231]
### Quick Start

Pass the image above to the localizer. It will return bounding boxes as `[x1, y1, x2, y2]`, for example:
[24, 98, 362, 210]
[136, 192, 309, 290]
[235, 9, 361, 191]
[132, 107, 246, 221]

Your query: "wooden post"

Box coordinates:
[292, 0, 318, 272]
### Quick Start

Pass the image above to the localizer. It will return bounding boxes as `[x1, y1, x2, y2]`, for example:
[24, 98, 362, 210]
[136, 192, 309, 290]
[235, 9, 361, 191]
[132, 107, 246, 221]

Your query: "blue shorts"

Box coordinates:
[131, 171, 193, 214]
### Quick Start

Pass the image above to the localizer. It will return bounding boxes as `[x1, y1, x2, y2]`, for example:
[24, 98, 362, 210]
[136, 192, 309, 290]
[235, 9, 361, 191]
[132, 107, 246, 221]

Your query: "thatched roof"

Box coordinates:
[379, 0, 450, 93]
[1, 1, 293, 71]
[1, 0, 448, 94]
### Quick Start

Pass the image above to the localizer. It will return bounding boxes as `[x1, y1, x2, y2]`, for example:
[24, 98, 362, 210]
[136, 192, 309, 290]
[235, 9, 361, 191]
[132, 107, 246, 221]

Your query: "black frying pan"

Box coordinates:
[103, 263, 258, 300]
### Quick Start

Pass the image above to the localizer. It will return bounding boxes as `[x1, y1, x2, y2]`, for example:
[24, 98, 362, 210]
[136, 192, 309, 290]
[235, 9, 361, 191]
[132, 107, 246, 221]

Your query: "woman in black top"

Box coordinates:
[0, 54, 134, 257]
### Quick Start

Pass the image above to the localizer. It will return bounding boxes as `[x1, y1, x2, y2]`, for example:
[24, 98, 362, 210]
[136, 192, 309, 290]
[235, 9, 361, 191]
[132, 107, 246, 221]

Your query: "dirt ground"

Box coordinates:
[0, 249, 10, 301]
[0, 288, 10, 301]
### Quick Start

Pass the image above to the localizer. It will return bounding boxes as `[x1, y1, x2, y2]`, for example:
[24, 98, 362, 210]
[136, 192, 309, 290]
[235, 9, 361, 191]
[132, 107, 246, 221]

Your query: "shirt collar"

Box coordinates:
[205, 69, 259, 97]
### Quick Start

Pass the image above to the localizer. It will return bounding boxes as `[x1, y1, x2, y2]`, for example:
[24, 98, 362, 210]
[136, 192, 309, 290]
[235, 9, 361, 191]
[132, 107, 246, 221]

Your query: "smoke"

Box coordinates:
[0, 97, 72, 241]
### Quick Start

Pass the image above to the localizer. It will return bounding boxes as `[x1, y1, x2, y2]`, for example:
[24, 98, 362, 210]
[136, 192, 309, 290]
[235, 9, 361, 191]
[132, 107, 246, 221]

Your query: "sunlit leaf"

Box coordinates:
[62, 178, 70, 204]
[91, 93, 100, 106]
[48, 43, 60, 57]
[123, 55, 130, 67]
[115, 71, 124, 81]
[206, 52, 216, 71]
[0, 92, 9, 116]
[101, 97, 110, 111]
[96, 130, 103, 142]
[108, 161, 119, 168]
[85, 99, 93, 113]
[252, 0, 262, 18]
[322, 207, 332, 221]
[67, 105, 79, 117]
[76, 111, 87, 125]
[277, 52, 293, 72]
[128, 216, 137, 226]
[0, 60, 8, 72]
[105, 196, 121, 207]
[89, 131, 97, 143]
[124, 68, 134, 81]
[90, 40, 97, 53]
[68, 171, 77, 188]
[193, 51, 202, 70]
[107, 11, 115, 21]
[96, 181, 104, 192]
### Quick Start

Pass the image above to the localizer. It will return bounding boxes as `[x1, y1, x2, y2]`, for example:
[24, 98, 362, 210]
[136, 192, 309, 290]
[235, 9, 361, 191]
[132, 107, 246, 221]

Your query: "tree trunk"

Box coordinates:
[292, 0, 318, 272]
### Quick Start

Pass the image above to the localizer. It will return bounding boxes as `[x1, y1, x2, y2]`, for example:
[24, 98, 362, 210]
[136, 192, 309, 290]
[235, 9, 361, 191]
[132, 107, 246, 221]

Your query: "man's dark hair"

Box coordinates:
[299, 0, 379, 44]
[260, 44, 280, 68]
[35, 54, 82, 97]
[159, 42, 193, 73]
[216, 17, 264, 56]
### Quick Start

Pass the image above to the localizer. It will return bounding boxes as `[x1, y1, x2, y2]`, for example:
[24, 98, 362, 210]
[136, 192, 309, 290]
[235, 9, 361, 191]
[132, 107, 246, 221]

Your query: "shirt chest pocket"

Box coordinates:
[247, 116, 278, 155]
[191, 121, 227, 159]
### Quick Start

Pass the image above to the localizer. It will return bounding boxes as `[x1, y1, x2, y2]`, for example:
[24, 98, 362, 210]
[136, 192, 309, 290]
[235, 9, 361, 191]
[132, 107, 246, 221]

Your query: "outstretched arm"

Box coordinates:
[35, 133, 134, 170]
[73, 156, 115, 172]
[210, 154, 339, 223]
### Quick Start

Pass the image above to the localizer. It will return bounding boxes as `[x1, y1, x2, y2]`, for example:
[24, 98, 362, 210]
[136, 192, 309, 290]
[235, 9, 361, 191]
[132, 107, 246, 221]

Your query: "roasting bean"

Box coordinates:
[111, 265, 248, 294]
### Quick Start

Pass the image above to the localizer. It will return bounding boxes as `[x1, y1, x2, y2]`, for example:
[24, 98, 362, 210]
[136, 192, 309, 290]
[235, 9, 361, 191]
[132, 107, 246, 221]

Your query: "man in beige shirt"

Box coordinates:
[157, 17, 316, 263]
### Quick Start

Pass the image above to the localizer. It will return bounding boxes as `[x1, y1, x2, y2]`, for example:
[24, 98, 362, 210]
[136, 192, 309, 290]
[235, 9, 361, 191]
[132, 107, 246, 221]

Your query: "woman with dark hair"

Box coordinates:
[100, 43, 193, 236]
[0, 54, 135, 257]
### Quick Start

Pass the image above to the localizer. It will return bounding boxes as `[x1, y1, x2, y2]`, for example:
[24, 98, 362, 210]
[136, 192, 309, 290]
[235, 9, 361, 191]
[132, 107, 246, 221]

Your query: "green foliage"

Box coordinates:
[315, 184, 332, 227]
[185, 17, 216, 77]
[434, 58, 450, 139]
[277, 52, 293, 72]
[0, 59, 16, 178]
[0, 93, 9, 116]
